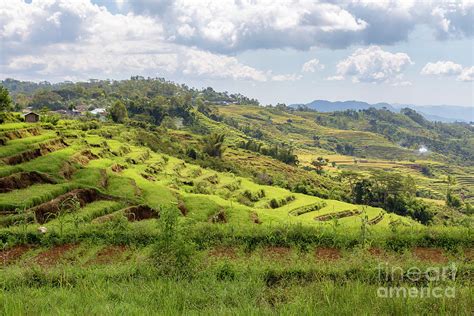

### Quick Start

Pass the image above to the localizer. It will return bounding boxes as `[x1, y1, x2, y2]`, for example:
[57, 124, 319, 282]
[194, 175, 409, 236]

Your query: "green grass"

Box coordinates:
[0, 183, 74, 212]
[0, 132, 57, 158]
[0, 123, 29, 131]
[0, 245, 472, 315]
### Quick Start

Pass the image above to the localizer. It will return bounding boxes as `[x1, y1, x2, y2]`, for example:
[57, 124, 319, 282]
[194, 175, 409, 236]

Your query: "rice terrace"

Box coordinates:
[0, 0, 473, 315]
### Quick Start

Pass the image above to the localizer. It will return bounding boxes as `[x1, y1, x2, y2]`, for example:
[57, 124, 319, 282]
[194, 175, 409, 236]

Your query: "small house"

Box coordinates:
[23, 112, 40, 123]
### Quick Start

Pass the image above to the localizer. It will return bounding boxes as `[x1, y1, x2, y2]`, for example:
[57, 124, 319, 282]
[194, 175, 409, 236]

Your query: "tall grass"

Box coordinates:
[0, 183, 76, 212]
[0, 251, 472, 315]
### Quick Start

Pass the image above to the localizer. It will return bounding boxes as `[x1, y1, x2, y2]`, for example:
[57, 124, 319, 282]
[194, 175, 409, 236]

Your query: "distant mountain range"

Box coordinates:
[291, 100, 473, 123]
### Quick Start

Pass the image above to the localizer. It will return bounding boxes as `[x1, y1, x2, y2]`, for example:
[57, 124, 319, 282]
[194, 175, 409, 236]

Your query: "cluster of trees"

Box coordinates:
[0, 86, 13, 112]
[335, 143, 355, 156]
[239, 139, 298, 165]
[1, 78, 259, 113]
[1, 78, 263, 133]
[343, 171, 435, 224]
[311, 157, 329, 174]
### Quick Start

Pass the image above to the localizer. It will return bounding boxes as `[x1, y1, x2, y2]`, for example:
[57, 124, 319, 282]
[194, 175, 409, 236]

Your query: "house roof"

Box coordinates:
[23, 111, 39, 116]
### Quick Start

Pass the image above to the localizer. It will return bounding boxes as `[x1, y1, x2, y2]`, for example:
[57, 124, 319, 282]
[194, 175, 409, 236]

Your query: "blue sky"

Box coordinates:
[1, 0, 473, 106]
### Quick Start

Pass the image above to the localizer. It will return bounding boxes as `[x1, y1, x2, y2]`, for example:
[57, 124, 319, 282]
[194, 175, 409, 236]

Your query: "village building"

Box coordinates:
[23, 112, 40, 123]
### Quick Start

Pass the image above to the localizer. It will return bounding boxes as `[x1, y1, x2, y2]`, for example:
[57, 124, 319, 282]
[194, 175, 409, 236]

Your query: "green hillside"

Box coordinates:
[0, 78, 473, 314]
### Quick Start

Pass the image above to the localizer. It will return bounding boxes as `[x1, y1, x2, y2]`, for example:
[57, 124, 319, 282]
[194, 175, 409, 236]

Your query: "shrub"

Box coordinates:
[242, 189, 265, 202]
[0, 112, 21, 123]
[202, 133, 226, 158]
[268, 195, 295, 209]
[290, 201, 327, 216]
[150, 206, 197, 278]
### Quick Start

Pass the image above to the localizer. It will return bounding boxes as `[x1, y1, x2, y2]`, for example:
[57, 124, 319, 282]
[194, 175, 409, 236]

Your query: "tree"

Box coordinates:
[445, 175, 461, 208]
[0, 86, 13, 112]
[110, 100, 128, 123]
[203, 133, 226, 158]
[311, 157, 328, 174]
[29, 90, 63, 110]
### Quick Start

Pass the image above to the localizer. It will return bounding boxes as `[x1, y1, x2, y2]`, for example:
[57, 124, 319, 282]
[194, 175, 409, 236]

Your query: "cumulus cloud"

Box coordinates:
[182, 50, 267, 81]
[271, 73, 302, 81]
[124, 0, 474, 53]
[430, 1, 474, 39]
[326, 75, 344, 81]
[0, 0, 268, 82]
[1, 0, 473, 83]
[420, 61, 473, 82]
[129, 0, 368, 52]
[457, 66, 474, 82]
[420, 61, 463, 76]
[302, 59, 324, 73]
[331, 46, 413, 84]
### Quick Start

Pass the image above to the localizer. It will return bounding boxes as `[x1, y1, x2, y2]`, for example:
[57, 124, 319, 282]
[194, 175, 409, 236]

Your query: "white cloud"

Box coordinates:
[331, 46, 413, 84]
[430, 1, 474, 39]
[271, 73, 302, 82]
[457, 66, 474, 82]
[0, 0, 269, 82]
[126, 0, 474, 52]
[420, 61, 463, 76]
[326, 75, 344, 81]
[182, 50, 267, 81]
[1, 0, 473, 84]
[302, 59, 324, 73]
[130, 0, 369, 52]
[420, 61, 473, 82]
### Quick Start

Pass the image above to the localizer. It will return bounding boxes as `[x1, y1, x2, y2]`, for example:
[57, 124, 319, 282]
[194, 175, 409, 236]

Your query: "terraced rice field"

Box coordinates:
[0, 122, 417, 241]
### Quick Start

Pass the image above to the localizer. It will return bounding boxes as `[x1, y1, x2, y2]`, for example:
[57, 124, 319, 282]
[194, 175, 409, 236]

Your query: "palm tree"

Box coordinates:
[203, 133, 226, 158]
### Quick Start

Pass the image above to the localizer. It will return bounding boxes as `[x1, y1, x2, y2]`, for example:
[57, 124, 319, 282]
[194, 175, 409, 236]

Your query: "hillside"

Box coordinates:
[1, 77, 473, 221]
[0, 78, 473, 314]
[0, 120, 415, 230]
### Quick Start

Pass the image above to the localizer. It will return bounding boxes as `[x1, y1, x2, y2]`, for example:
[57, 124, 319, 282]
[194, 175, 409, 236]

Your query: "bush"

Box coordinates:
[202, 133, 225, 158]
[0, 112, 21, 123]
[40, 113, 60, 125]
[290, 201, 327, 216]
[150, 206, 197, 278]
[268, 195, 295, 209]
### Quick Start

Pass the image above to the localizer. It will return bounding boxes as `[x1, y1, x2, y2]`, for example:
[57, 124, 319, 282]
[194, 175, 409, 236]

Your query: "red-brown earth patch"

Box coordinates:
[0, 245, 31, 265]
[32, 188, 112, 224]
[0, 171, 56, 193]
[208, 210, 227, 223]
[413, 247, 447, 263]
[111, 163, 126, 173]
[315, 247, 341, 261]
[35, 244, 78, 267]
[261, 246, 292, 261]
[71, 149, 99, 166]
[464, 248, 474, 262]
[368, 247, 385, 257]
[87, 245, 128, 265]
[124, 205, 159, 221]
[208, 246, 237, 260]
[250, 212, 262, 224]
[3, 138, 68, 165]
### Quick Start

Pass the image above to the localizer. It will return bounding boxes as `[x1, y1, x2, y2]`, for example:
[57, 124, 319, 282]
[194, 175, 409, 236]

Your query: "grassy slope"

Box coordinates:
[0, 121, 472, 315]
[216, 104, 473, 204]
[0, 122, 414, 235]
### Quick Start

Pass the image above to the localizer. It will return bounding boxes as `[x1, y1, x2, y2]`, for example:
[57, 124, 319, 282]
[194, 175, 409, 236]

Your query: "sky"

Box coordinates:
[0, 0, 473, 106]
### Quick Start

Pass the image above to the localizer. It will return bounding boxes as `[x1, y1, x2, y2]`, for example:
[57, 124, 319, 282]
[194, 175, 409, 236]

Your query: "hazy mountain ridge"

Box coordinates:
[292, 100, 473, 123]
